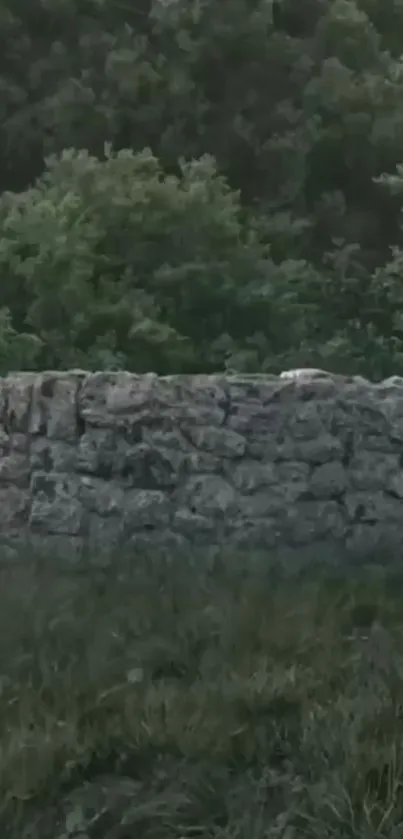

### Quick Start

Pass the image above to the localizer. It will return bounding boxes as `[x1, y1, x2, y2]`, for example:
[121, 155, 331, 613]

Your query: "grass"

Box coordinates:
[1, 547, 403, 837]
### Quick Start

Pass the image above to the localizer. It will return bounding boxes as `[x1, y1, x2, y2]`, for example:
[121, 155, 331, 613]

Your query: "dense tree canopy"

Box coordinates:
[1, 0, 403, 378]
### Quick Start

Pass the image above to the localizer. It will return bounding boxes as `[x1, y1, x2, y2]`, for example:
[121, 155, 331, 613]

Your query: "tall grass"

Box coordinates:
[1, 546, 403, 837]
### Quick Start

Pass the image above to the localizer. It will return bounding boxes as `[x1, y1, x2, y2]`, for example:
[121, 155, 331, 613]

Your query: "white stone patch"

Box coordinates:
[280, 368, 333, 380]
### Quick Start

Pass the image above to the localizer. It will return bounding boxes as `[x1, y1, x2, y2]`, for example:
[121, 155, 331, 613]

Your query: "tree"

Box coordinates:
[0, 0, 403, 379]
[0, 146, 303, 374]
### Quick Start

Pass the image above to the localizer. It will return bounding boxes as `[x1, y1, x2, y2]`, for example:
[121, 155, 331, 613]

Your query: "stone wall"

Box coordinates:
[1, 368, 403, 560]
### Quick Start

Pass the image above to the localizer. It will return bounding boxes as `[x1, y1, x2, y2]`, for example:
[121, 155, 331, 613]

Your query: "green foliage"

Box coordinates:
[0, 146, 286, 373]
[0, 308, 42, 374]
[1, 0, 403, 376]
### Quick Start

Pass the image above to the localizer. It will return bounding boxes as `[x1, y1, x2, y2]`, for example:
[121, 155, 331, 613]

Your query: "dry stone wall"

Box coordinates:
[1, 368, 403, 560]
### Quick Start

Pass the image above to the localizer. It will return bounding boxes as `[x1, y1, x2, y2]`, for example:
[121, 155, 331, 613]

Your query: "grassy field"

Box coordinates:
[1, 547, 403, 838]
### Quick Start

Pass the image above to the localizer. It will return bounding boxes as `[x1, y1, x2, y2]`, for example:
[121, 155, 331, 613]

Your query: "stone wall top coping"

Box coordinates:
[2, 368, 403, 390]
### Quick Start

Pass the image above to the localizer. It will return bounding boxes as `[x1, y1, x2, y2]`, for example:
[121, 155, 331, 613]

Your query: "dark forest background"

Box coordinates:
[1, 0, 403, 379]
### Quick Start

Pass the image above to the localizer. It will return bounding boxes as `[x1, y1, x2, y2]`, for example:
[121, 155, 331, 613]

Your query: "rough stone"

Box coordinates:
[0, 368, 403, 557]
